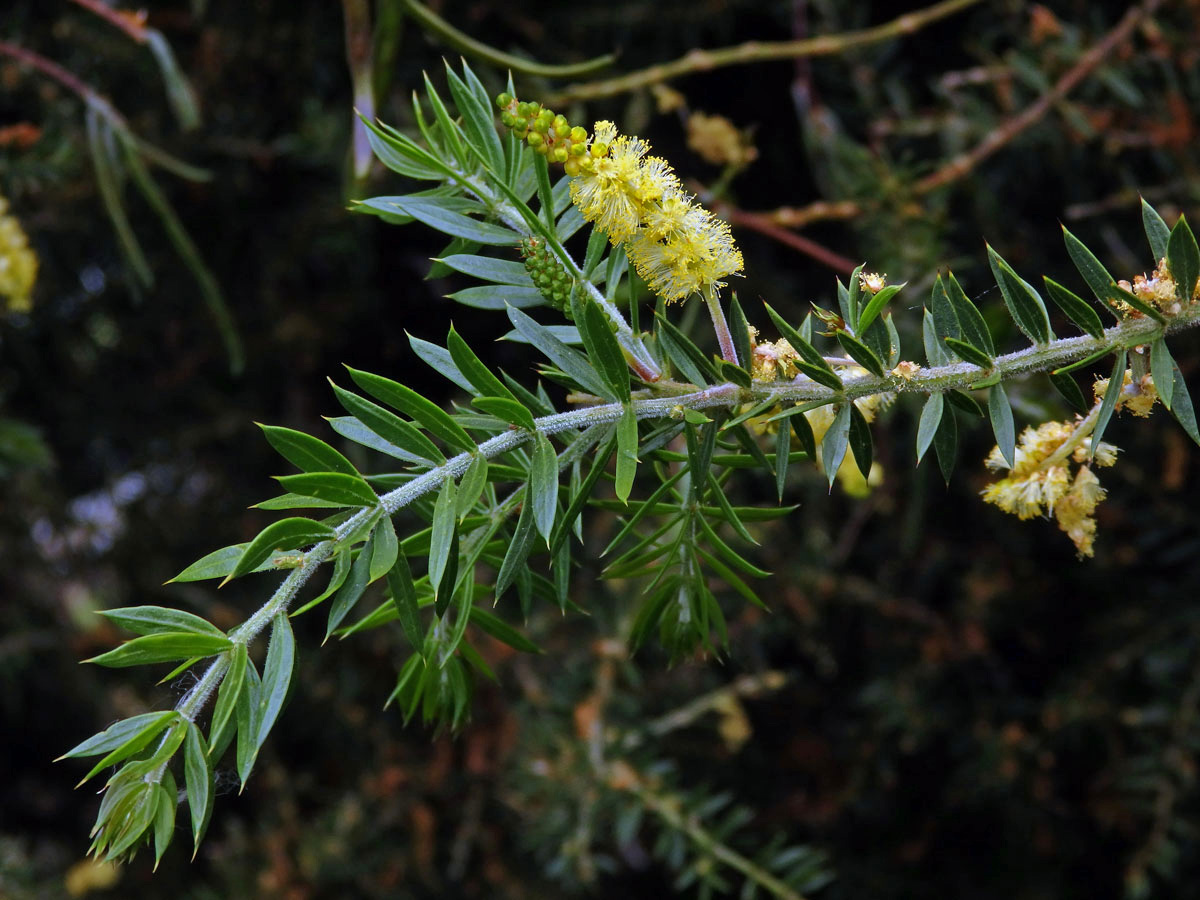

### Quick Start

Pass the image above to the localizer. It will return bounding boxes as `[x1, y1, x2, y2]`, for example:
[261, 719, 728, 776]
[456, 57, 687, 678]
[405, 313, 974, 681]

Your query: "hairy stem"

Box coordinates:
[169, 302, 1200, 739]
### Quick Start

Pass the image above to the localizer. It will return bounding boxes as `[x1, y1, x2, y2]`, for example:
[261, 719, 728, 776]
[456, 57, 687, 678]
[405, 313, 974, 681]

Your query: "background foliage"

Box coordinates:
[4, 0, 1200, 897]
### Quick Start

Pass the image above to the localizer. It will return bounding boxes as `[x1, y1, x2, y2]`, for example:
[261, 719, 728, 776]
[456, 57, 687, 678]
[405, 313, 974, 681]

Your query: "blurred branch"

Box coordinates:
[398, 0, 615, 79]
[546, 0, 983, 105]
[0, 40, 207, 177]
[343, 0, 376, 181]
[69, 0, 149, 44]
[913, 0, 1163, 194]
[726, 207, 857, 273]
[747, 0, 1164, 232]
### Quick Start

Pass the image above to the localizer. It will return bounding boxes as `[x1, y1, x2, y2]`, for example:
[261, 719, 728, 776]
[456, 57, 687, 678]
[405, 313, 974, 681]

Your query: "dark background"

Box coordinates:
[4, 1, 1200, 897]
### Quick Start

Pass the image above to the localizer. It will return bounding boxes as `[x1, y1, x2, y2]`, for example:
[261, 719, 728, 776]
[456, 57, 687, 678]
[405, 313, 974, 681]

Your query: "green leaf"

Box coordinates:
[151, 778, 176, 868]
[763, 301, 842, 390]
[469, 606, 541, 653]
[444, 61, 505, 174]
[325, 415, 425, 464]
[428, 479, 458, 604]
[59, 711, 177, 761]
[75, 713, 181, 787]
[821, 404, 852, 488]
[98, 606, 225, 638]
[729, 295, 754, 373]
[987, 245, 1052, 344]
[923, 308, 953, 366]
[1050, 370, 1090, 415]
[258, 424, 358, 476]
[945, 389, 984, 418]
[987, 383, 1016, 468]
[409, 334, 476, 394]
[774, 416, 791, 501]
[615, 404, 639, 503]
[252, 612, 294, 760]
[325, 536, 376, 640]
[170, 544, 248, 583]
[836, 330, 885, 377]
[1167, 214, 1199, 305]
[447, 326, 518, 402]
[943, 337, 993, 369]
[938, 272, 995, 356]
[332, 382, 444, 463]
[530, 431, 559, 544]
[858, 283, 905, 333]
[234, 656, 262, 785]
[506, 307, 612, 397]
[448, 284, 545, 310]
[363, 119, 449, 180]
[357, 195, 517, 244]
[209, 643, 248, 754]
[387, 551, 424, 653]
[1062, 225, 1125, 313]
[1091, 349, 1127, 458]
[655, 313, 714, 386]
[253, 493, 350, 511]
[1150, 339, 1175, 411]
[370, 515, 400, 583]
[1166, 360, 1200, 447]
[86, 632, 233, 668]
[916, 393, 944, 465]
[1142, 196, 1170, 262]
[1043, 277, 1106, 338]
[291, 545, 351, 617]
[576, 296, 632, 401]
[183, 722, 214, 855]
[847, 404, 873, 478]
[436, 253, 531, 285]
[933, 406, 958, 484]
[472, 396, 538, 432]
[274, 472, 381, 508]
[456, 455, 489, 519]
[716, 359, 751, 388]
[495, 497, 535, 599]
[345, 366, 476, 453]
[227, 518, 336, 583]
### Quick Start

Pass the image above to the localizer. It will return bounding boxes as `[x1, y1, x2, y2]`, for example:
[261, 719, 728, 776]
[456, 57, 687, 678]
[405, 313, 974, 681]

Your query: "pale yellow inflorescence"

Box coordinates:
[981, 369, 1157, 557]
[568, 121, 743, 304]
[0, 193, 38, 314]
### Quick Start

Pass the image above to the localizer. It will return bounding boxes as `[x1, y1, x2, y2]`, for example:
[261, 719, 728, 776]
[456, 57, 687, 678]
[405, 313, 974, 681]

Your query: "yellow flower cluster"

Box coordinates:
[1117, 257, 1196, 318]
[569, 121, 743, 303]
[981, 369, 1157, 557]
[0, 194, 37, 314]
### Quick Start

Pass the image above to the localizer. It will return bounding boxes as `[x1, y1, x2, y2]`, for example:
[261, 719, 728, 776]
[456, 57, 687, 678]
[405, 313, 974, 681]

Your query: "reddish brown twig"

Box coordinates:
[0, 40, 125, 124]
[726, 207, 857, 274]
[69, 0, 150, 44]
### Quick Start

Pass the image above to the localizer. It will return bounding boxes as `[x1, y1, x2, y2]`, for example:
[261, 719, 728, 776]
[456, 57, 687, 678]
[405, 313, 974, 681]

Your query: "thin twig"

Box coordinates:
[546, 0, 983, 105]
[399, 0, 615, 80]
[914, 0, 1163, 194]
[726, 207, 857, 274]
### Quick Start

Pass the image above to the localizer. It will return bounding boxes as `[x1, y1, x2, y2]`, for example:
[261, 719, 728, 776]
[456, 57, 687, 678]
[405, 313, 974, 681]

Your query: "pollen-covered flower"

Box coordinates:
[981, 416, 1119, 557]
[627, 204, 743, 303]
[751, 338, 800, 381]
[567, 122, 654, 244]
[858, 271, 887, 294]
